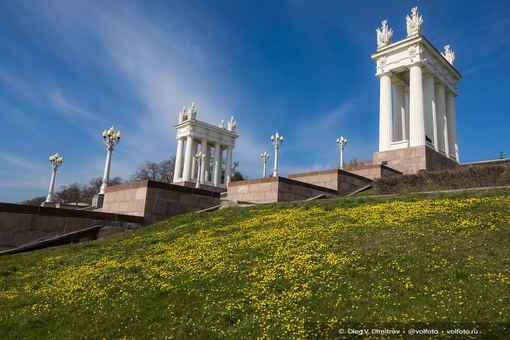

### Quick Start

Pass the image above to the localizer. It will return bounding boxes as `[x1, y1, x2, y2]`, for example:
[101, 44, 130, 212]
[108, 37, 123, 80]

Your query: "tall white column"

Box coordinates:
[379, 72, 393, 151]
[446, 93, 459, 162]
[404, 89, 410, 141]
[393, 83, 405, 141]
[435, 84, 446, 153]
[409, 64, 425, 147]
[431, 85, 439, 152]
[224, 146, 233, 185]
[213, 142, 221, 187]
[217, 147, 224, 185]
[191, 142, 198, 179]
[423, 74, 435, 146]
[173, 138, 184, 182]
[204, 145, 211, 182]
[443, 107, 450, 159]
[200, 140, 208, 185]
[182, 135, 194, 182]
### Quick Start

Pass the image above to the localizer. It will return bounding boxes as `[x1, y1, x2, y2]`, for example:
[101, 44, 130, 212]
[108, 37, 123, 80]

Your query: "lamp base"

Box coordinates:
[92, 193, 105, 208]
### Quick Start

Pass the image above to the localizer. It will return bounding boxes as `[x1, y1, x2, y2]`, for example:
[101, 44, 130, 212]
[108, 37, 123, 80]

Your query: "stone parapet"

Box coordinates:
[227, 177, 337, 204]
[0, 202, 142, 251]
[101, 180, 220, 224]
[373, 145, 457, 175]
[288, 169, 373, 195]
[344, 164, 402, 180]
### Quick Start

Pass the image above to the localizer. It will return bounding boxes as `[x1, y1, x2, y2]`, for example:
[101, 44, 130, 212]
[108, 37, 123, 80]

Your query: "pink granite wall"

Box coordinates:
[373, 145, 457, 175]
[288, 169, 373, 195]
[101, 180, 220, 224]
[0, 203, 142, 251]
[344, 164, 402, 180]
[227, 177, 337, 204]
[288, 169, 338, 191]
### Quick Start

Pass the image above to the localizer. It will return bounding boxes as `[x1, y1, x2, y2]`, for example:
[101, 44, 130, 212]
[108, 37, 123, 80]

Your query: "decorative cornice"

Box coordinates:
[371, 34, 461, 94]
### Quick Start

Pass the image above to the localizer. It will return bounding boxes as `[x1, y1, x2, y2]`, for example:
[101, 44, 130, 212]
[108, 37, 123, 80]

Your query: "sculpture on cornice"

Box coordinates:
[227, 116, 236, 133]
[442, 45, 455, 66]
[178, 106, 188, 122]
[376, 20, 393, 49]
[219, 120, 226, 129]
[187, 102, 197, 120]
[406, 7, 423, 37]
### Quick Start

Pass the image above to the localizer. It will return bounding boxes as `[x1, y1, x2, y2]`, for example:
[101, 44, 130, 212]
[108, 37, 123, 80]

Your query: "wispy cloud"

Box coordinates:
[12, 0, 237, 167]
[0, 152, 41, 169]
[0, 68, 42, 105]
[51, 90, 100, 121]
[0, 152, 51, 198]
[292, 96, 360, 150]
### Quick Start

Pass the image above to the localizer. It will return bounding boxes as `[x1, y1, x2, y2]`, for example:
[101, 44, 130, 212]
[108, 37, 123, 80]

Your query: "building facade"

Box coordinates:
[371, 7, 461, 174]
[173, 103, 238, 189]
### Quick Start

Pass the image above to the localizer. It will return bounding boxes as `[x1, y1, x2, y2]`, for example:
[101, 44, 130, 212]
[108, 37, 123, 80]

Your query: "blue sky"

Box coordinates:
[1, 0, 509, 203]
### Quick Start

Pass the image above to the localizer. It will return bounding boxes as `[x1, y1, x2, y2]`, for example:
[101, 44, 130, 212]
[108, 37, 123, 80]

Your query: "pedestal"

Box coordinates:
[373, 145, 457, 175]
[92, 193, 105, 208]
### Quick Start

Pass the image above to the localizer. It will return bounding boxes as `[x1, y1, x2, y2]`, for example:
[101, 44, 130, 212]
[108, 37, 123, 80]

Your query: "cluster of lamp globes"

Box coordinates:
[102, 126, 122, 140]
[336, 136, 347, 148]
[270, 132, 284, 145]
[49, 152, 64, 166]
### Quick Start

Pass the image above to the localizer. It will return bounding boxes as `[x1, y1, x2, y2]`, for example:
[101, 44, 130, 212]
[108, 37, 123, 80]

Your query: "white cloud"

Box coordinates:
[0, 152, 42, 170]
[51, 90, 101, 121]
[0, 68, 42, 105]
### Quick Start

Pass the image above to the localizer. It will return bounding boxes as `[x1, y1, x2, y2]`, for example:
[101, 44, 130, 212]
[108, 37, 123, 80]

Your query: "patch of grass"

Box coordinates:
[0, 190, 509, 339]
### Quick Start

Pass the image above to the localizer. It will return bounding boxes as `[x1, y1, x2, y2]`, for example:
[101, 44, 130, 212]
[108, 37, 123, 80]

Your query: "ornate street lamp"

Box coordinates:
[261, 151, 270, 178]
[270, 132, 284, 177]
[42, 152, 64, 206]
[336, 136, 347, 169]
[195, 151, 205, 188]
[99, 126, 122, 195]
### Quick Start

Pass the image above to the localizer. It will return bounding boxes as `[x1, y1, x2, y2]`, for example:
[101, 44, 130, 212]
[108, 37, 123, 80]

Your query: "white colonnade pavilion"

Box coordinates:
[371, 7, 461, 163]
[173, 103, 238, 189]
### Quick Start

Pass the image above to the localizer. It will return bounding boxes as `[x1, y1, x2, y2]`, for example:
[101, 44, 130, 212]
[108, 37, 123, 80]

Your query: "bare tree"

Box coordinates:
[222, 160, 246, 182]
[82, 177, 124, 203]
[19, 176, 125, 205]
[54, 182, 86, 204]
[158, 157, 176, 183]
[131, 161, 160, 181]
[130, 156, 175, 183]
[230, 161, 246, 181]
[18, 196, 46, 206]
[52, 177, 125, 205]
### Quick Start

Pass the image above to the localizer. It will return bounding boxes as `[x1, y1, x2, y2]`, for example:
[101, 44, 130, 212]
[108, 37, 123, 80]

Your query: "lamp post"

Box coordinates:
[336, 136, 347, 169]
[261, 151, 270, 178]
[42, 152, 64, 206]
[270, 132, 283, 177]
[195, 151, 205, 188]
[99, 126, 122, 195]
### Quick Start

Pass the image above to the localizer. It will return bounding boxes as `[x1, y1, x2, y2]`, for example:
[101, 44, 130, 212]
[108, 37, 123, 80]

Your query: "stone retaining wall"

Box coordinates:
[0, 203, 143, 251]
[288, 169, 374, 195]
[227, 176, 338, 204]
[343, 164, 402, 180]
[373, 145, 457, 175]
[101, 180, 220, 224]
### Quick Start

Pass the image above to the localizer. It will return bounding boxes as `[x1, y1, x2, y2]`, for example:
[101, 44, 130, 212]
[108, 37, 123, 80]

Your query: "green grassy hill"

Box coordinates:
[1, 189, 509, 339]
